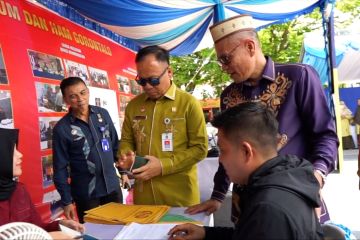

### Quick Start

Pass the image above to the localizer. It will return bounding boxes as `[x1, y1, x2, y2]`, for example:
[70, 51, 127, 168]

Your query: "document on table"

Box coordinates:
[84, 222, 124, 240]
[59, 224, 82, 239]
[114, 222, 177, 240]
[163, 207, 208, 225]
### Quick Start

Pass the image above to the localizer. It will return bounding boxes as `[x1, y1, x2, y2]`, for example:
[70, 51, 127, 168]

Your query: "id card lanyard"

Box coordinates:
[162, 117, 173, 151]
[97, 113, 110, 152]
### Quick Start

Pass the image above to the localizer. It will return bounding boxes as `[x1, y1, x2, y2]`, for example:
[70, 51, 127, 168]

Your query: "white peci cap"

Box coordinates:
[210, 15, 255, 43]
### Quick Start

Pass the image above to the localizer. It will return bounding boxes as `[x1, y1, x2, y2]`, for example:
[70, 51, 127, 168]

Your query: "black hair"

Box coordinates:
[60, 77, 86, 96]
[135, 45, 170, 64]
[212, 102, 278, 150]
[0, 128, 19, 200]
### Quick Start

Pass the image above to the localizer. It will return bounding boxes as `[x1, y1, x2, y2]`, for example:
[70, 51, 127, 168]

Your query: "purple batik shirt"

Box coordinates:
[211, 57, 339, 202]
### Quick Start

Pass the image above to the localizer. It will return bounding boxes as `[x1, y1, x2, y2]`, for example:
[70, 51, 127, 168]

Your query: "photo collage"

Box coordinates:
[0, 46, 14, 129]
[116, 74, 142, 130]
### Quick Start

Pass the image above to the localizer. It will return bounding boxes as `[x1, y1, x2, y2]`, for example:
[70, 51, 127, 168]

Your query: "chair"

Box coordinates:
[321, 223, 346, 240]
[0, 222, 52, 240]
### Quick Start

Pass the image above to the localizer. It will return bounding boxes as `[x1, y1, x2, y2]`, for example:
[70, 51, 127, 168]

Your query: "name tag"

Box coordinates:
[101, 138, 110, 152]
[161, 133, 173, 152]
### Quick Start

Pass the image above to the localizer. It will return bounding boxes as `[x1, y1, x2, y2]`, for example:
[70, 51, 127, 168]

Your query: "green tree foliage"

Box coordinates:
[336, 0, 360, 19]
[258, 14, 320, 63]
[171, 48, 230, 97]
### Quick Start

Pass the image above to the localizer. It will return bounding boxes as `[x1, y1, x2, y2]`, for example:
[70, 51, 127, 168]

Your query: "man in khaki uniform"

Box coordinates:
[119, 45, 208, 206]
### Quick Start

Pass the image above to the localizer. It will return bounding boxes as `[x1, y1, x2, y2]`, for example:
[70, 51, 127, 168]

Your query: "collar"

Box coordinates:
[261, 56, 276, 82]
[69, 105, 98, 123]
[144, 82, 177, 101]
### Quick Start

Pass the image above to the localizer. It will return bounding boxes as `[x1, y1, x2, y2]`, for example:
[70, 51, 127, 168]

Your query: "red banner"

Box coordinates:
[0, 0, 137, 221]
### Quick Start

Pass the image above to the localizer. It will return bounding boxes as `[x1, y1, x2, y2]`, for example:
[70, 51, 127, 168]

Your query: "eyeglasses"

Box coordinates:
[136, 67, 168, 87]
[217, 42, 243, 66]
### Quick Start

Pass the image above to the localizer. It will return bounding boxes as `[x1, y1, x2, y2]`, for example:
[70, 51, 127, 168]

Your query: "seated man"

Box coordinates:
[169, 102, 323, 240]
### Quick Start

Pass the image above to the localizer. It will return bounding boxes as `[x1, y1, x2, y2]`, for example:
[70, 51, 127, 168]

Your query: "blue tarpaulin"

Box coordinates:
[302, 33, 360, 85]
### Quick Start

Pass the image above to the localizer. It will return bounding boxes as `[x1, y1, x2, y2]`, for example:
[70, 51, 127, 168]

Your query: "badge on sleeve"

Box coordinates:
[162, 133, 173, 152]
[101, 138, 110, 152]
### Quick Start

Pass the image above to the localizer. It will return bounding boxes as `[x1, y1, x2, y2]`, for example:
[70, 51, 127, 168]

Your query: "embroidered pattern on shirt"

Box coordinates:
[70, 125, 90, 159]
[132, 119, 146, 151]
[222, 87, 247, 109]
[222, 72, 292, 116]
[70, 124, 95, 195]
[260, 73, 292, 115]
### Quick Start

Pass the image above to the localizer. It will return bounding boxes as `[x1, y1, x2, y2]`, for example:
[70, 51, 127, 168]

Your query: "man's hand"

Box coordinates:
[314, 170, 325, 188]
[185, 199, 222, 215]
[313, 170, 324, 219]
[132, 155, 162, 181]
[168, 223, 205, 240]
[63, 203, 76, 220]
[58, 219, 85, 233]
[121, 174, 131, 189]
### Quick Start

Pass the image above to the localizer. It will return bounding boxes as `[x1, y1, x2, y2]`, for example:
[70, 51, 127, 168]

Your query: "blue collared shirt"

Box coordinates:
[53, 105, 120, 205]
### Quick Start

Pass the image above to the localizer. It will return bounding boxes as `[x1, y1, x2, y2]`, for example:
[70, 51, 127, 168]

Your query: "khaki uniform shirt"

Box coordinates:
[119, 83, 208, 206]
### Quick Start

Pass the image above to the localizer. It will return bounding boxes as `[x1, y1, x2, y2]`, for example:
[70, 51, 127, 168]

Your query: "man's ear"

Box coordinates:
[242, 141, 253, 163]
[245, 39, 256, 56]
[167, 67, 174, 80]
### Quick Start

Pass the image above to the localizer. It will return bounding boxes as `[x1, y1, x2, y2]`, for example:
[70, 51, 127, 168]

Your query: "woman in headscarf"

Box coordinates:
[0, 128, 84, 233]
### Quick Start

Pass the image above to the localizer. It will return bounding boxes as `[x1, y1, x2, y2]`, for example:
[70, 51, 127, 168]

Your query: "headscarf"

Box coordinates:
[0, 128, 19, 200]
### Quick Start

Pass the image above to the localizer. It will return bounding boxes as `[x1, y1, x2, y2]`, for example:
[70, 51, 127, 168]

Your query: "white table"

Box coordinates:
[84, 207, 212, 239]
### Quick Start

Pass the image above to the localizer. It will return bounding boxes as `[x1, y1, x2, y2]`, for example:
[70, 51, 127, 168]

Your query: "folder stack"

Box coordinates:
[83, 202, 170, 224]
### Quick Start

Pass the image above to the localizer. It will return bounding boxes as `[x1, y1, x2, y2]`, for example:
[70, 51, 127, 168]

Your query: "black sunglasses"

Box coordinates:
[136, 67, 168, 86]
[217, 42, 243, 66]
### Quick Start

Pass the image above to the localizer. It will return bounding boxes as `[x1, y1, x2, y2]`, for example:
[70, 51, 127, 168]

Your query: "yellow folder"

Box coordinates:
[84, 202, 170, 224]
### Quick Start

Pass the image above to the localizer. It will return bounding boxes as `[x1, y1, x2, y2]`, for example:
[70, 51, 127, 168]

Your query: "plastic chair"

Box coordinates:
[0, 222, 52, 240]
[322, 223, 346, 240]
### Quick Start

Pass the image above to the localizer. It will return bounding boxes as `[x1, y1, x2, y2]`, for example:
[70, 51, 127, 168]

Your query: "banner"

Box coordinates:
[0, 0, 138, 221]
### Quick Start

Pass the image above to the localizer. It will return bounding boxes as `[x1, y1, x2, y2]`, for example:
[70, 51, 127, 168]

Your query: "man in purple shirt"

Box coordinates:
[186, 14, 339, 223]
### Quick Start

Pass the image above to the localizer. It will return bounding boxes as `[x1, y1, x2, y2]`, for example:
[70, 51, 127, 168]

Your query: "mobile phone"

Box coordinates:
[131, 156, 148, 170]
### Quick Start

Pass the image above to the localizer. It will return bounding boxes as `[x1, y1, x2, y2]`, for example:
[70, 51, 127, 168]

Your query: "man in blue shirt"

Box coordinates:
[53, 77, 122, 223]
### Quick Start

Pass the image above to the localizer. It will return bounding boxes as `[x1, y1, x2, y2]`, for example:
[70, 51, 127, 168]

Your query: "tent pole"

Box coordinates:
[326, 4, 343, 173]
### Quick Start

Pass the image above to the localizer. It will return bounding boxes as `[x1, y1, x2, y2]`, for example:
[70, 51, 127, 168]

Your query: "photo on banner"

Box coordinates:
[63, 59, 90, 85]
[41, 155, 54, 188]
[0, 47, 8, 84]
[119, 117, 124, 135]
[130, 79, 142, 95]
[116, 75, 130, 94]
[27, 50, 64, 80]
[0, 90, 14, 128]
[35, 82, 66, 112]
[119, 95, 131, 118]
[88, 66, 109, 89]
[39, 117, 61, 150]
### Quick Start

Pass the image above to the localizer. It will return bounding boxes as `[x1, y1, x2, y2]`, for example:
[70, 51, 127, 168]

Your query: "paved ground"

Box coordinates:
[322, 149, 360, 239]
